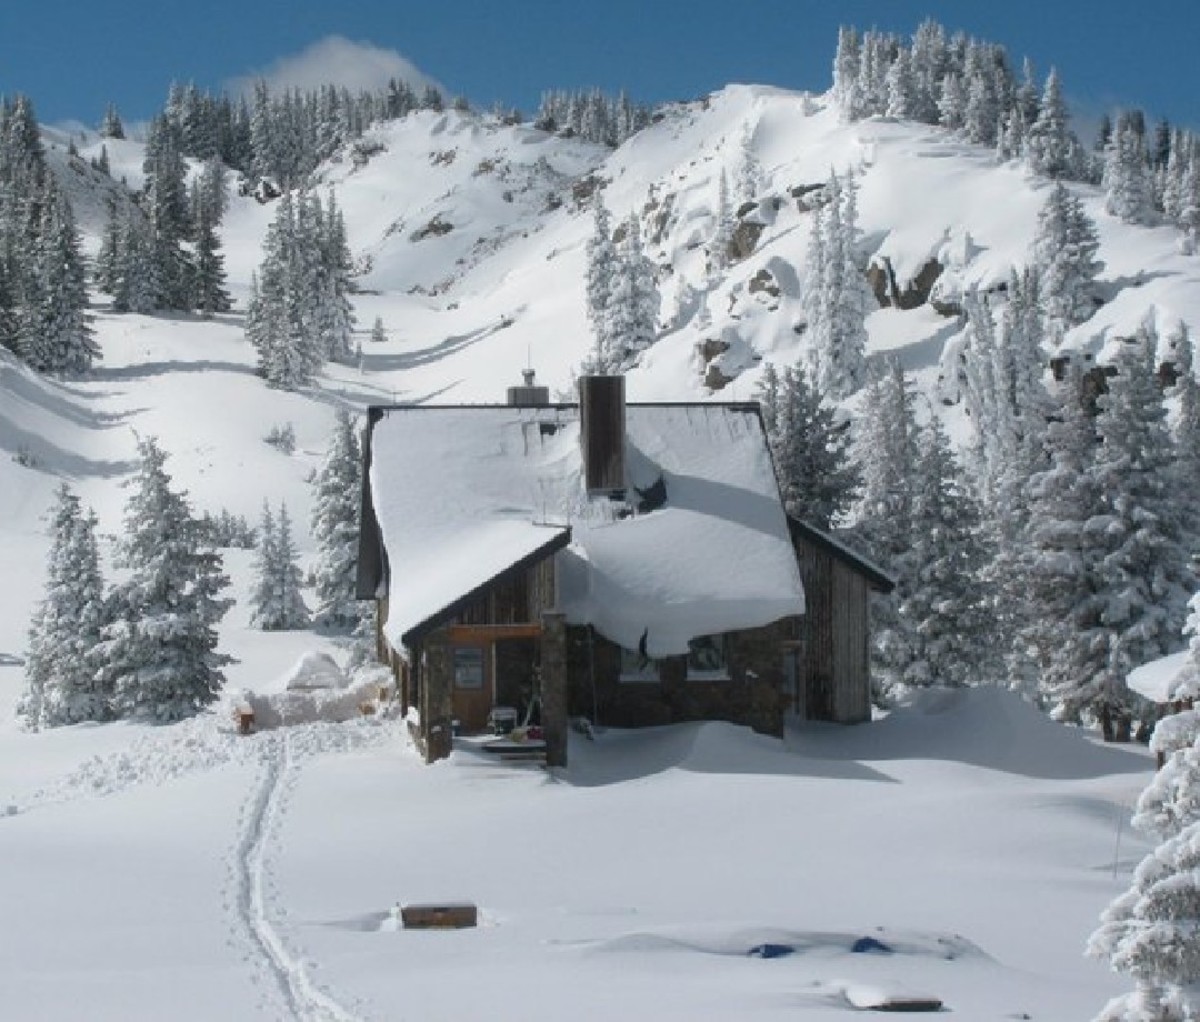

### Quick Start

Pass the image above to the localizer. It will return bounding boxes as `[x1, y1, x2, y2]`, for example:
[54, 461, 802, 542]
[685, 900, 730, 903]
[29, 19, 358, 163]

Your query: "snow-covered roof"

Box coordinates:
[1128, 651, 1200, 704]
[368, 403, 805, 655]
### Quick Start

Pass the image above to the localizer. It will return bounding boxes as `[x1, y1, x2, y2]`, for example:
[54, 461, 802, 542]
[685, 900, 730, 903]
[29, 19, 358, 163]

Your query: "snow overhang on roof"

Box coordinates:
[1128, 650, 1199, 704]
[368, 403, 805, 657]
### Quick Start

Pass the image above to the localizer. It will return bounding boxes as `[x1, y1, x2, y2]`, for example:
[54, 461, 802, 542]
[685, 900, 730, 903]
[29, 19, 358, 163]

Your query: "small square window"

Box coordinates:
[619, 644, 659, 683]
[687, 635, 729, 680]
[453, 647, 485, 689]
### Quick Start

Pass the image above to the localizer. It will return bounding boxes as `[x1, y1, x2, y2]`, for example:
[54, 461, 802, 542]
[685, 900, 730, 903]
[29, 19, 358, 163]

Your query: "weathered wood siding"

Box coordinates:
[830, 561, 871, 723]
[794, 535, 872, 724]
[450, 557, 556, 627]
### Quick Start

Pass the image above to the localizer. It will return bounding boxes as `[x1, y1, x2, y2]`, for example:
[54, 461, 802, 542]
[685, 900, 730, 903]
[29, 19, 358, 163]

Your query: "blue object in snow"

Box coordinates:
[851, 936, 893, 954]
[747, 943, 796, 959]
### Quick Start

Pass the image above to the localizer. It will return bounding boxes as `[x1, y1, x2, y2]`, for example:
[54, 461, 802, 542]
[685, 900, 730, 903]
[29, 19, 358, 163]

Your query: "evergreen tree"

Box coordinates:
[111, 207, 162, 314]
[1089, 723, 1200, 1022]
[709, 170, 734, 279]
[188, 158, 231, 316]
[584, 197, 617, 371]
[804, 172, 871, 399]
[1032, 182, 1102, 335]
[98, 437, 232, 721]
[885, 48, 918, 120]
[895, 417, 992, 687]
[249, 501, 309, 630]
[757, 360, 858, 530]
[99, 102, 125, 140]
[733, 124, 761, 205]
[1089, 817, 1200, 1021]
[1025, 67, 1076, 178]
[909, 19, 949, 123]
[1084, 326, 1192, 738]
[832, 26, 863, 120]
[20, 179, 97, 375]
[601, 214, 659, 373]
[311, 409, 363, 630]
[19, 486, 111, 728]
[1104, 115, 1156, 225]
[142, 113, 192, 309]
[1169, 322, 1200, 545]
[1020, 360, 1108, 717]
[853, 360, 920, 696]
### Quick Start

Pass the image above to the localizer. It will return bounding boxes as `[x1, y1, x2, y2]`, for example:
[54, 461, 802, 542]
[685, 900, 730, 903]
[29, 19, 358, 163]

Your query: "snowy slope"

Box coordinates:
[2, 79, 1194, 1021]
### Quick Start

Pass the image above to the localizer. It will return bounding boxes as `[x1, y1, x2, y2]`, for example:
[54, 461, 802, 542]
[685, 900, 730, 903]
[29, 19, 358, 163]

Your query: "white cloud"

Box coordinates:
[226, 36, 443, 99]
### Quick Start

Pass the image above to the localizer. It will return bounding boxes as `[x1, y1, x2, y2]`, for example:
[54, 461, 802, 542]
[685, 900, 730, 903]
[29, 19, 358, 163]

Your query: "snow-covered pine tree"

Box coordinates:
[312, 190, 355, 362]
[1168, 321, 1200, 547]
[895, 416, 992, 688]
[1018, 358, 1107, 716]
[311, 409, 363, 631]
[1024, 68, 1078, 178]
[804, 172, 871, 400]
[937, 71, 967, 133]
[249, 501, 309, 630]
[142, 112, 193, 310]
[246, 190, 320, 388]
[908, 19, 949, 124]
[853, 359, 920, 697]
[584, 197, 617, 372]
[831, 26, 863, 120]
[19, 486, 111, 728]
[98, 437, 232, 721]
[602, 214, 659, 373]
[1104, 114, 1156, 225]
[734, 124, 761, 206]
[99, 102, 125, 140]
[885, 48, 918, 120]
[1084, 324, 1192, 738]
[112, 206, 162, 315]
[962, 41, 1003, 147]
[1088, 815, 1200, 1021]
[709, 170, 734, 280]
[1032, 182, 1102, 336]
[757, 360, 858, 530]
[20, 178, 97, 376]
[189, 158, 231, 317]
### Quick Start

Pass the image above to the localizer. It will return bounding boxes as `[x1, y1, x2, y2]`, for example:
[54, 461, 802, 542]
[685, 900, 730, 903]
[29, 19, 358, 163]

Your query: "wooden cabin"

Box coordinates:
[357, 375, 892, 767]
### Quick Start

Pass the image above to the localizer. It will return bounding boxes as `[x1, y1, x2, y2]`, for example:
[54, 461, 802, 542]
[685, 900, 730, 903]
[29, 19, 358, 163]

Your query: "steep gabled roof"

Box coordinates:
[364, 402, 805, 656]
[787, 517, 896, 593]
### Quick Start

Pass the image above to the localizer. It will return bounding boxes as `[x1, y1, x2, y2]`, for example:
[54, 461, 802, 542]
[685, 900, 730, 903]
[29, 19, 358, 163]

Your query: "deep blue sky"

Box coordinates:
[1, 1, 1195, 134]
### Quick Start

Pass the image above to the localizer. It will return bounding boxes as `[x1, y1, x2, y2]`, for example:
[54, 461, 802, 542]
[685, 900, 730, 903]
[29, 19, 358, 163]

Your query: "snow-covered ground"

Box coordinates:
[3, 82, 1191, 1018]
[0, 685, 1154, 1021]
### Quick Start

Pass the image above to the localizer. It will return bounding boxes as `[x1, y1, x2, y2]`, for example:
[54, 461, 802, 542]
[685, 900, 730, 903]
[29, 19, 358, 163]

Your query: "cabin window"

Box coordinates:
[618, 645, 660, 683]
[687, 635, 729, 681]
[453, 647, 485, 690]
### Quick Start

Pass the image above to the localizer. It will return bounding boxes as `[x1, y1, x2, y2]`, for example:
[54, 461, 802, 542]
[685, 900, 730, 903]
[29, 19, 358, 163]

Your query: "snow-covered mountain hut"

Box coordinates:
[357, 375, 888, 765]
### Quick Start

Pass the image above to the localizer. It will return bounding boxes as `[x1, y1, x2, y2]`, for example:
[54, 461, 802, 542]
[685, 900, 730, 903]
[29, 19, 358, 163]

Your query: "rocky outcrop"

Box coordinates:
[868, 255, 944, 310]
[410, 215, 453, 242]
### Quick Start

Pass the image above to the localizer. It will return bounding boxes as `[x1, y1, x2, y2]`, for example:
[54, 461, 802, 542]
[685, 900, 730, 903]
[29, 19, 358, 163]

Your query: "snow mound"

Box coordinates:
[242, 678, 383, 730]
[281, 651, 349, 691]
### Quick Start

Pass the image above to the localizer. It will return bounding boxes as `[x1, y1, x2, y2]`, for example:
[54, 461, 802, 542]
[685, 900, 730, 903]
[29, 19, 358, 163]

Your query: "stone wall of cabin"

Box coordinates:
[564, 619, 797, 737]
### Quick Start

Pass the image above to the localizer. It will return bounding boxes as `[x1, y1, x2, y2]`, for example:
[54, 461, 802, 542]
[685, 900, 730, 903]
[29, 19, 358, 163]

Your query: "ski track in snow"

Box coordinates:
[235, 732, 361, 1022]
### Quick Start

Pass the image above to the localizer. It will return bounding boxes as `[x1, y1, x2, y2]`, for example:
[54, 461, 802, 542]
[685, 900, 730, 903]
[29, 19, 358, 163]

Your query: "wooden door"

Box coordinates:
[451, 645, 491, 733]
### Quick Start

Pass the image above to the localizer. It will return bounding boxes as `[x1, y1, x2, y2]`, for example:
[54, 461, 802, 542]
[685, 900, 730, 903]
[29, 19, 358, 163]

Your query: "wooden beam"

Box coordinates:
[446, 623, 543, 643]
